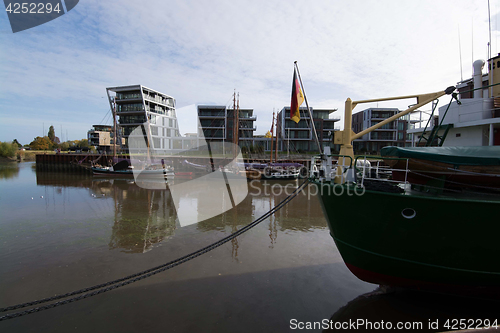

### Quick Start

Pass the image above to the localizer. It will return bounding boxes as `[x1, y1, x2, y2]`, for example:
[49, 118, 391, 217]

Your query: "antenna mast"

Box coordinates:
[459, 25, 463, 81]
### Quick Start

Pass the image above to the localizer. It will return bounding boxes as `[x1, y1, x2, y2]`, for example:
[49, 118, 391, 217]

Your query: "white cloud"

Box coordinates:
[1, 0, 499, 143]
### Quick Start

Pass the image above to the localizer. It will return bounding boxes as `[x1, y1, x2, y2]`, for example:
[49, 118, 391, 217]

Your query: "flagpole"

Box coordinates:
[294, 61, 322, 153]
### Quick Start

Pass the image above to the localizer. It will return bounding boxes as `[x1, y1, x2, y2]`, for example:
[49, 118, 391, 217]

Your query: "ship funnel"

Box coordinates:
[473, 59, 485, 98]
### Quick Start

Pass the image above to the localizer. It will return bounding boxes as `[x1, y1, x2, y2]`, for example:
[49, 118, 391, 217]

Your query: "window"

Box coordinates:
[152, 137, 161, 149]
[372, 120, 395, 129]
[297, 131, 309, 138]
[116, 92, 141, 100]
[151, 126, 158, 135]
[118, 103, 143, 112]
[149, 114, 156, 124]
[173, 140, 182, 149]
[119, 115, 146, 124]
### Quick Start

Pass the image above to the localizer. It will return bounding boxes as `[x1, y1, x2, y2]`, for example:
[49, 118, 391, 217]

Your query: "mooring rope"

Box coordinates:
[0, 178, 311, 321]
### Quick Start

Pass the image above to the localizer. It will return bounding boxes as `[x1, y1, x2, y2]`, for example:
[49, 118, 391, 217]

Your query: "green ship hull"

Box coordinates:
[313, 181, 500, 292]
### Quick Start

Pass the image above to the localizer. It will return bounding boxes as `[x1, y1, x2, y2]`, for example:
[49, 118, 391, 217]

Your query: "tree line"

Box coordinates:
[0, 125, 92, 158]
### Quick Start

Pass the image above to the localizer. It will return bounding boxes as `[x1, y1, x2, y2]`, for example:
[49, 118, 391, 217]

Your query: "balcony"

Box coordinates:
[201, 125, 225, 129]
[116, 106, 145, 114]
[115, 93, 142, 101]
[288, 137, 311, 141]
[373, 127, 397, 131]
[198, 115, 225, 119]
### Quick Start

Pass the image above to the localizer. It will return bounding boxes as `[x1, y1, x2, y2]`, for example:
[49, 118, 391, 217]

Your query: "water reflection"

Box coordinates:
[35, 172, 326, 256]
[90, 178, 177, 254]
[36, 172, 177, 254]
[0, 162, 20, 179]
[324, 287, 500, 332]
[106, 181, 177, 254]
[196, 179, 327, 260]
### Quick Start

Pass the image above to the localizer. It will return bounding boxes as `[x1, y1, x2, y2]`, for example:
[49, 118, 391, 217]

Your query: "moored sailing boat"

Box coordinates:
[92, 159, 175, 179]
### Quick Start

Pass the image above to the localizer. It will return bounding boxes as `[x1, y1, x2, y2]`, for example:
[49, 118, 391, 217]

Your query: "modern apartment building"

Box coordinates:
[352, 108, 413, 153]
[106, 85, 198, 155]
[197, 105, 257, 151]
[277, 107, 339, 152]
[87, 125, 124, 153]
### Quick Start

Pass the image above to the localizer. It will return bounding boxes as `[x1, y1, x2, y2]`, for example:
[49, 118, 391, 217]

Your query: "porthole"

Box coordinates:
[401, 208, 416, 219]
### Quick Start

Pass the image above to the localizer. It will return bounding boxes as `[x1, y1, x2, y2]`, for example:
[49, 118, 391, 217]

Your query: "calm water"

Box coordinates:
[0, 162, 498, 332]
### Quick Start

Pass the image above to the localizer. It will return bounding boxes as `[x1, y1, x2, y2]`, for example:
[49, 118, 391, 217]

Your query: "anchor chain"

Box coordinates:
[0, 178, 311, 321]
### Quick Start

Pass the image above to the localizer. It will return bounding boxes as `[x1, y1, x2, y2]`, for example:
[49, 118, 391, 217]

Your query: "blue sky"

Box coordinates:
[0, 0, 498, 145]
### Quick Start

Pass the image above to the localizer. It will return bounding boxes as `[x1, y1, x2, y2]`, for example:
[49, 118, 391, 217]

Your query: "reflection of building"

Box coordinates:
[277, 107, 340, 152]
[87, 125, 123, 154]
[34, 173, 177, 253]
[87, 179, 177, 253]
[352, 108, 413, 153]
[197, 105, 257, 151]
[195, 180, 327, 258]
[107, 85, 199, 155]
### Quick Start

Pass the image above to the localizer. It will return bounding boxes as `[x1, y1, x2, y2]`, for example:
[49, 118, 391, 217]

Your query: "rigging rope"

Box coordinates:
[0, 178, 311, 321]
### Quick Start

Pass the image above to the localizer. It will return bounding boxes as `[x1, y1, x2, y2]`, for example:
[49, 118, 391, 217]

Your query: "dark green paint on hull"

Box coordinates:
[313, 181, 500, 289]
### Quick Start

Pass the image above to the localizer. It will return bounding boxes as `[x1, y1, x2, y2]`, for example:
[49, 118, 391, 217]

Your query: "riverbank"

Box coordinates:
[1, 150, 49, 163]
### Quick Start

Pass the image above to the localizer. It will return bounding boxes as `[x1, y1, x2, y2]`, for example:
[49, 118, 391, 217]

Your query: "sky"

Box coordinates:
[1, 0, 499, 145]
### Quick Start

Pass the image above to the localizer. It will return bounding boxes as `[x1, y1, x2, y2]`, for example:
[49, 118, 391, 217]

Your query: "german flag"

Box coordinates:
[290, 68, 304, 123]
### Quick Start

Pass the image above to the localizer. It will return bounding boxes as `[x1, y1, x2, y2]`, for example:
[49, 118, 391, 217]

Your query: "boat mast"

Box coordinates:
[232, 91, 240, 158]
[112, 98, 117, 159]
[274, 113, 279, 162]
[236, 93, 240, 156]
[106, 88, 117, 162]
[270, 112, 275, 164]
[287, 128, 290, 158]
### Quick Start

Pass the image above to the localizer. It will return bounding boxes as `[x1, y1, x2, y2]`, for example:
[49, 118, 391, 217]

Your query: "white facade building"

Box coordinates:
[106, 85, 200, 155]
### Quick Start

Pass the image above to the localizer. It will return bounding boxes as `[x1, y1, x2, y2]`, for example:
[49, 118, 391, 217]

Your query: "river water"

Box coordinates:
[0, 162, 498, 332]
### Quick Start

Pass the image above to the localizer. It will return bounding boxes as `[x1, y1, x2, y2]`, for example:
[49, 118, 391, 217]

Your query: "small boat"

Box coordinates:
[261, 112, 305, 180]
[181, 159, 210, 172]
[92, 159, 134, 176]
[260, 163, 303, 180]
[92, 159, 174, 179]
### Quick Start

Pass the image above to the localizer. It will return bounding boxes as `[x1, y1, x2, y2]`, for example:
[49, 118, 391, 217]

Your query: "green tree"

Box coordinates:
[59, 141, 71, 151]
[30, 136, 53, 150]
[12, 139, 22, 148]
[48, 125, 56, 143]
[76, 139, 89, 148]
[0, 141, 17, 158]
